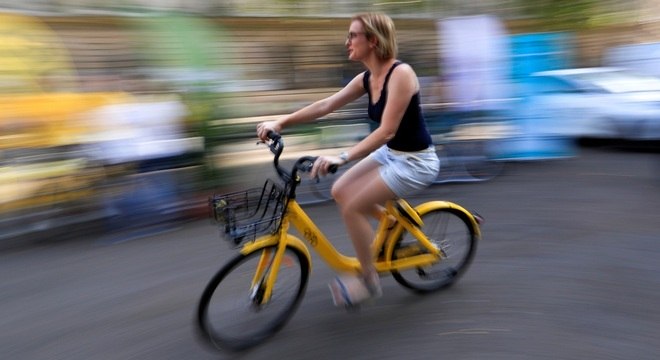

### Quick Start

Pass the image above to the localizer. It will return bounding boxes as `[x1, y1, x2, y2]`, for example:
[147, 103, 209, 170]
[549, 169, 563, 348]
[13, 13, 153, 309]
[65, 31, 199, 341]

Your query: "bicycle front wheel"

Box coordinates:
[196, 245, 309, 351]
[391, 207, 477, 292]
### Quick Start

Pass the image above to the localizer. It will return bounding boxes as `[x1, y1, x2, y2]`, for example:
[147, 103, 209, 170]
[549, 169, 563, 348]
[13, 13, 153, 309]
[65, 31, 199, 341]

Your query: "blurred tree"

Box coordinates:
[515, 0, 630, 30]
[130, 13, 233, 188]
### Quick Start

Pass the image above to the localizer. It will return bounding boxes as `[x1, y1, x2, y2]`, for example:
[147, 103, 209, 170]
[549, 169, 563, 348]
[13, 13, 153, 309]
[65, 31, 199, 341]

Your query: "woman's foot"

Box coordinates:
[329, 274, 382, 308]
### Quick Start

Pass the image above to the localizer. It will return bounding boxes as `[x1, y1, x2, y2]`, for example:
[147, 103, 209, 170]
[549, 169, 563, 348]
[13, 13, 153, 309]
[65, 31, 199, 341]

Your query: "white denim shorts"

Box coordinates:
[369, 145, 439, 198]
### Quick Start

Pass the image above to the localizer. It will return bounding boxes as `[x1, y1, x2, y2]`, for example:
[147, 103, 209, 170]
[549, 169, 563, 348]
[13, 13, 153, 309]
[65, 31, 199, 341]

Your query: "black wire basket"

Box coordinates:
[210, 179, 288, 245]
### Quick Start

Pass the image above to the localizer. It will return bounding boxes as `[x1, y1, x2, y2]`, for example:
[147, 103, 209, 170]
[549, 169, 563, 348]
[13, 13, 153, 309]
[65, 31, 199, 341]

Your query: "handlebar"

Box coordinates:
[263, 131, 337, 188]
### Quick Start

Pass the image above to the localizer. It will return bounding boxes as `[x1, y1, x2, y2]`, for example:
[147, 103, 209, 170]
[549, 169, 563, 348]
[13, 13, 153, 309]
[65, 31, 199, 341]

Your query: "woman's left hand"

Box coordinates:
[310, 155, 344, 178]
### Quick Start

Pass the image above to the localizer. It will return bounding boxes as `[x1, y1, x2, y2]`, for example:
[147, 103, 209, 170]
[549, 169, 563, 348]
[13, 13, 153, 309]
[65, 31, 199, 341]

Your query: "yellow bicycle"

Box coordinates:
[196, 132, 482, 352]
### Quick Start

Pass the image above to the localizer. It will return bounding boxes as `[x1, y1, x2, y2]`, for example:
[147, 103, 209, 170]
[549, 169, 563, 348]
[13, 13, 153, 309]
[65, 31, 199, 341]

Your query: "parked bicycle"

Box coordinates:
[433, 121, 506, 184]
[196, 132, 482, 352]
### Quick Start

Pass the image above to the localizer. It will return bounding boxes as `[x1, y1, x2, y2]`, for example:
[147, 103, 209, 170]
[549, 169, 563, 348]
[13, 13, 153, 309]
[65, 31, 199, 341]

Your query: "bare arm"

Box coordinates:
[309, 64, 419, 178]
[342, 63, 419, 161]
[256, 73, 366, 139]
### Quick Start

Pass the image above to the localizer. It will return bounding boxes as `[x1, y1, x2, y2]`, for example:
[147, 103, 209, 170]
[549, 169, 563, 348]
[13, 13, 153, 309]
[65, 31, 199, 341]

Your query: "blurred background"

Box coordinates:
[1, 0, 659, 244]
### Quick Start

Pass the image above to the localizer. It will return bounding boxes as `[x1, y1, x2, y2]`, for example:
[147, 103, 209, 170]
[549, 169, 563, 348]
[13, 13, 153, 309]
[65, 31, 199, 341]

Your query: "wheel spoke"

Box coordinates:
[197, 246, 309, 351]
[392, 207, 477, 292]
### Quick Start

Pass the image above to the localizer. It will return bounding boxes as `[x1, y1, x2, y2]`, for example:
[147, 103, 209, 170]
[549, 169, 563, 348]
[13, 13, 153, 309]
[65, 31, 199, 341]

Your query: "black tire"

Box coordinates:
[391, 207, 477, 292]
[463, 141, 504, 181]
[196, 245, 309, 351]
[434, 140, 503, 184]
[464, 156, 504, 181]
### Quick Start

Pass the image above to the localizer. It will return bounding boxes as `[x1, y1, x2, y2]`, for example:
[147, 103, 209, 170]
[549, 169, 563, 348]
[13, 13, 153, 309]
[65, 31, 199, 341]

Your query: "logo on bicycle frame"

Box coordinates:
[303, 228, 318, 247]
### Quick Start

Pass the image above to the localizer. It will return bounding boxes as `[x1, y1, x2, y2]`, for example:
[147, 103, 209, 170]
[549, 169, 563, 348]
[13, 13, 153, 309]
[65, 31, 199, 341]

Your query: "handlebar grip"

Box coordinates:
[266, 131, 281, 141]
[263, 130, 283, 156]
[294, 156, 338, 175]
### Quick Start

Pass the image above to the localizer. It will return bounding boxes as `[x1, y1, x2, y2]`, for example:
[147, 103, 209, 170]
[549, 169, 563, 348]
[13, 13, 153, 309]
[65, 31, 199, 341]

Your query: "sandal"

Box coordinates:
[329, 274, 382, 308]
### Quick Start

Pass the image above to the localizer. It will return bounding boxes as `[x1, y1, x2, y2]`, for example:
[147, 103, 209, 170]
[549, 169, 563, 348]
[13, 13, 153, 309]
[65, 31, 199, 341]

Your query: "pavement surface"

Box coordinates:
[1, 145, 659, 360]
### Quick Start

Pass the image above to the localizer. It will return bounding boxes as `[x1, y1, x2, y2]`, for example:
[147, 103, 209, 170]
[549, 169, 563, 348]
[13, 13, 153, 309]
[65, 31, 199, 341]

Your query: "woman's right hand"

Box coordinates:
[256, 120, 282, 141]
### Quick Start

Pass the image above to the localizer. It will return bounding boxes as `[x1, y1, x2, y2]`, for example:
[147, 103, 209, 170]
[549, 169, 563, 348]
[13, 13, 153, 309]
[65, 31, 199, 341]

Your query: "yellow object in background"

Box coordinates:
[0, 13, 131, 213]
[0, 12, 133, 148]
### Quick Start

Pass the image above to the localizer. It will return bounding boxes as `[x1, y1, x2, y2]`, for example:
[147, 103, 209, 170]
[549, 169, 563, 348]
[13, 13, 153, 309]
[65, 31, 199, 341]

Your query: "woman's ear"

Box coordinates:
[369, 37, 378, 49]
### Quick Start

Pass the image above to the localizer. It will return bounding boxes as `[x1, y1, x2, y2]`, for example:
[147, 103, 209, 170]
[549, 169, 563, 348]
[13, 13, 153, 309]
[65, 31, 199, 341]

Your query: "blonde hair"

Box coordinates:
[352, 12, 398, 60]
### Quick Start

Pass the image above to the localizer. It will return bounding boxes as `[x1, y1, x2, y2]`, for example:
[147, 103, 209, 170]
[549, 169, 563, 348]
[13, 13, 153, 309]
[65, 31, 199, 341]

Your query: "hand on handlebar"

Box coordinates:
[310, 155, 344, 179]
[256, 121, 282, 141]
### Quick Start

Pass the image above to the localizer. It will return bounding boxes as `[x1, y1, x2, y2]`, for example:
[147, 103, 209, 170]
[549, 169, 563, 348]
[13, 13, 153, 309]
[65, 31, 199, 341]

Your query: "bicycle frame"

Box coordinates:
[240, 195, 480, 303]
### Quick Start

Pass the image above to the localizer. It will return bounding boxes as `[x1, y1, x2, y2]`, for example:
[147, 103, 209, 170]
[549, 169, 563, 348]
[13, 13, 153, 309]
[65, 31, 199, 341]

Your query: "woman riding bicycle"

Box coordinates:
[257, 12, 439, 307]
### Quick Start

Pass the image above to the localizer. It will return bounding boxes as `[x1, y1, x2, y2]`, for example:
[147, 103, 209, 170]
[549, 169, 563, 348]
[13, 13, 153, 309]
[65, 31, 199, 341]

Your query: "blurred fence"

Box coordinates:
[3, 12, 660, 244]
[40, 15, 660, 85]
[32, 15, 660, 122]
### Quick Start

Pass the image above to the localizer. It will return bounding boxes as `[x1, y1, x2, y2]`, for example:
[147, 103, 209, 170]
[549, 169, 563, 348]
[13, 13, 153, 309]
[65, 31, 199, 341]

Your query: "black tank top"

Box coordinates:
[363, 61, 433, 152]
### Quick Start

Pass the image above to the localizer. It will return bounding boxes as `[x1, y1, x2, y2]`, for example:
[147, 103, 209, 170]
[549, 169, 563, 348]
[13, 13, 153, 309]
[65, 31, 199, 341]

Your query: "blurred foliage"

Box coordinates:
[515, 0, 632, 30]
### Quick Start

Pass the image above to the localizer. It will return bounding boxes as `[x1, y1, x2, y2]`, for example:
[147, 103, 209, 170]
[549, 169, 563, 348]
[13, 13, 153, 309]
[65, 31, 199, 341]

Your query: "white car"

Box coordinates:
[527, 67, 660, 140]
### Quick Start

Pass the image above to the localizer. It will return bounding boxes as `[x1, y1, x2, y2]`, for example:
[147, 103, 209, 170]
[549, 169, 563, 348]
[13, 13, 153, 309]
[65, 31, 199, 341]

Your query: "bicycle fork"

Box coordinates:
[249, 239, 290, 307]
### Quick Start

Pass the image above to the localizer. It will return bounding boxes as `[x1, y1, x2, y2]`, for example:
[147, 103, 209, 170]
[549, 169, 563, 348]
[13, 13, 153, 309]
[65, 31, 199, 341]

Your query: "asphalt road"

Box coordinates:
[1, 146, 659, 360]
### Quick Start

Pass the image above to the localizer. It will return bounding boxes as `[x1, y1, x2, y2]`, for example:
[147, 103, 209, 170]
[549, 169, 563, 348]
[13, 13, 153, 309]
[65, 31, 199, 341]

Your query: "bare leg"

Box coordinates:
[332, 158, 396, 282]
[332, 158, 385, 220]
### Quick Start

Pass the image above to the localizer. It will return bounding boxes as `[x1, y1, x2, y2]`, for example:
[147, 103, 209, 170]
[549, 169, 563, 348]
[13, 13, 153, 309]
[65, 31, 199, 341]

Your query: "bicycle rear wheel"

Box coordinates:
[196, 245, 309, 351]
[391, 207, 477, 292]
